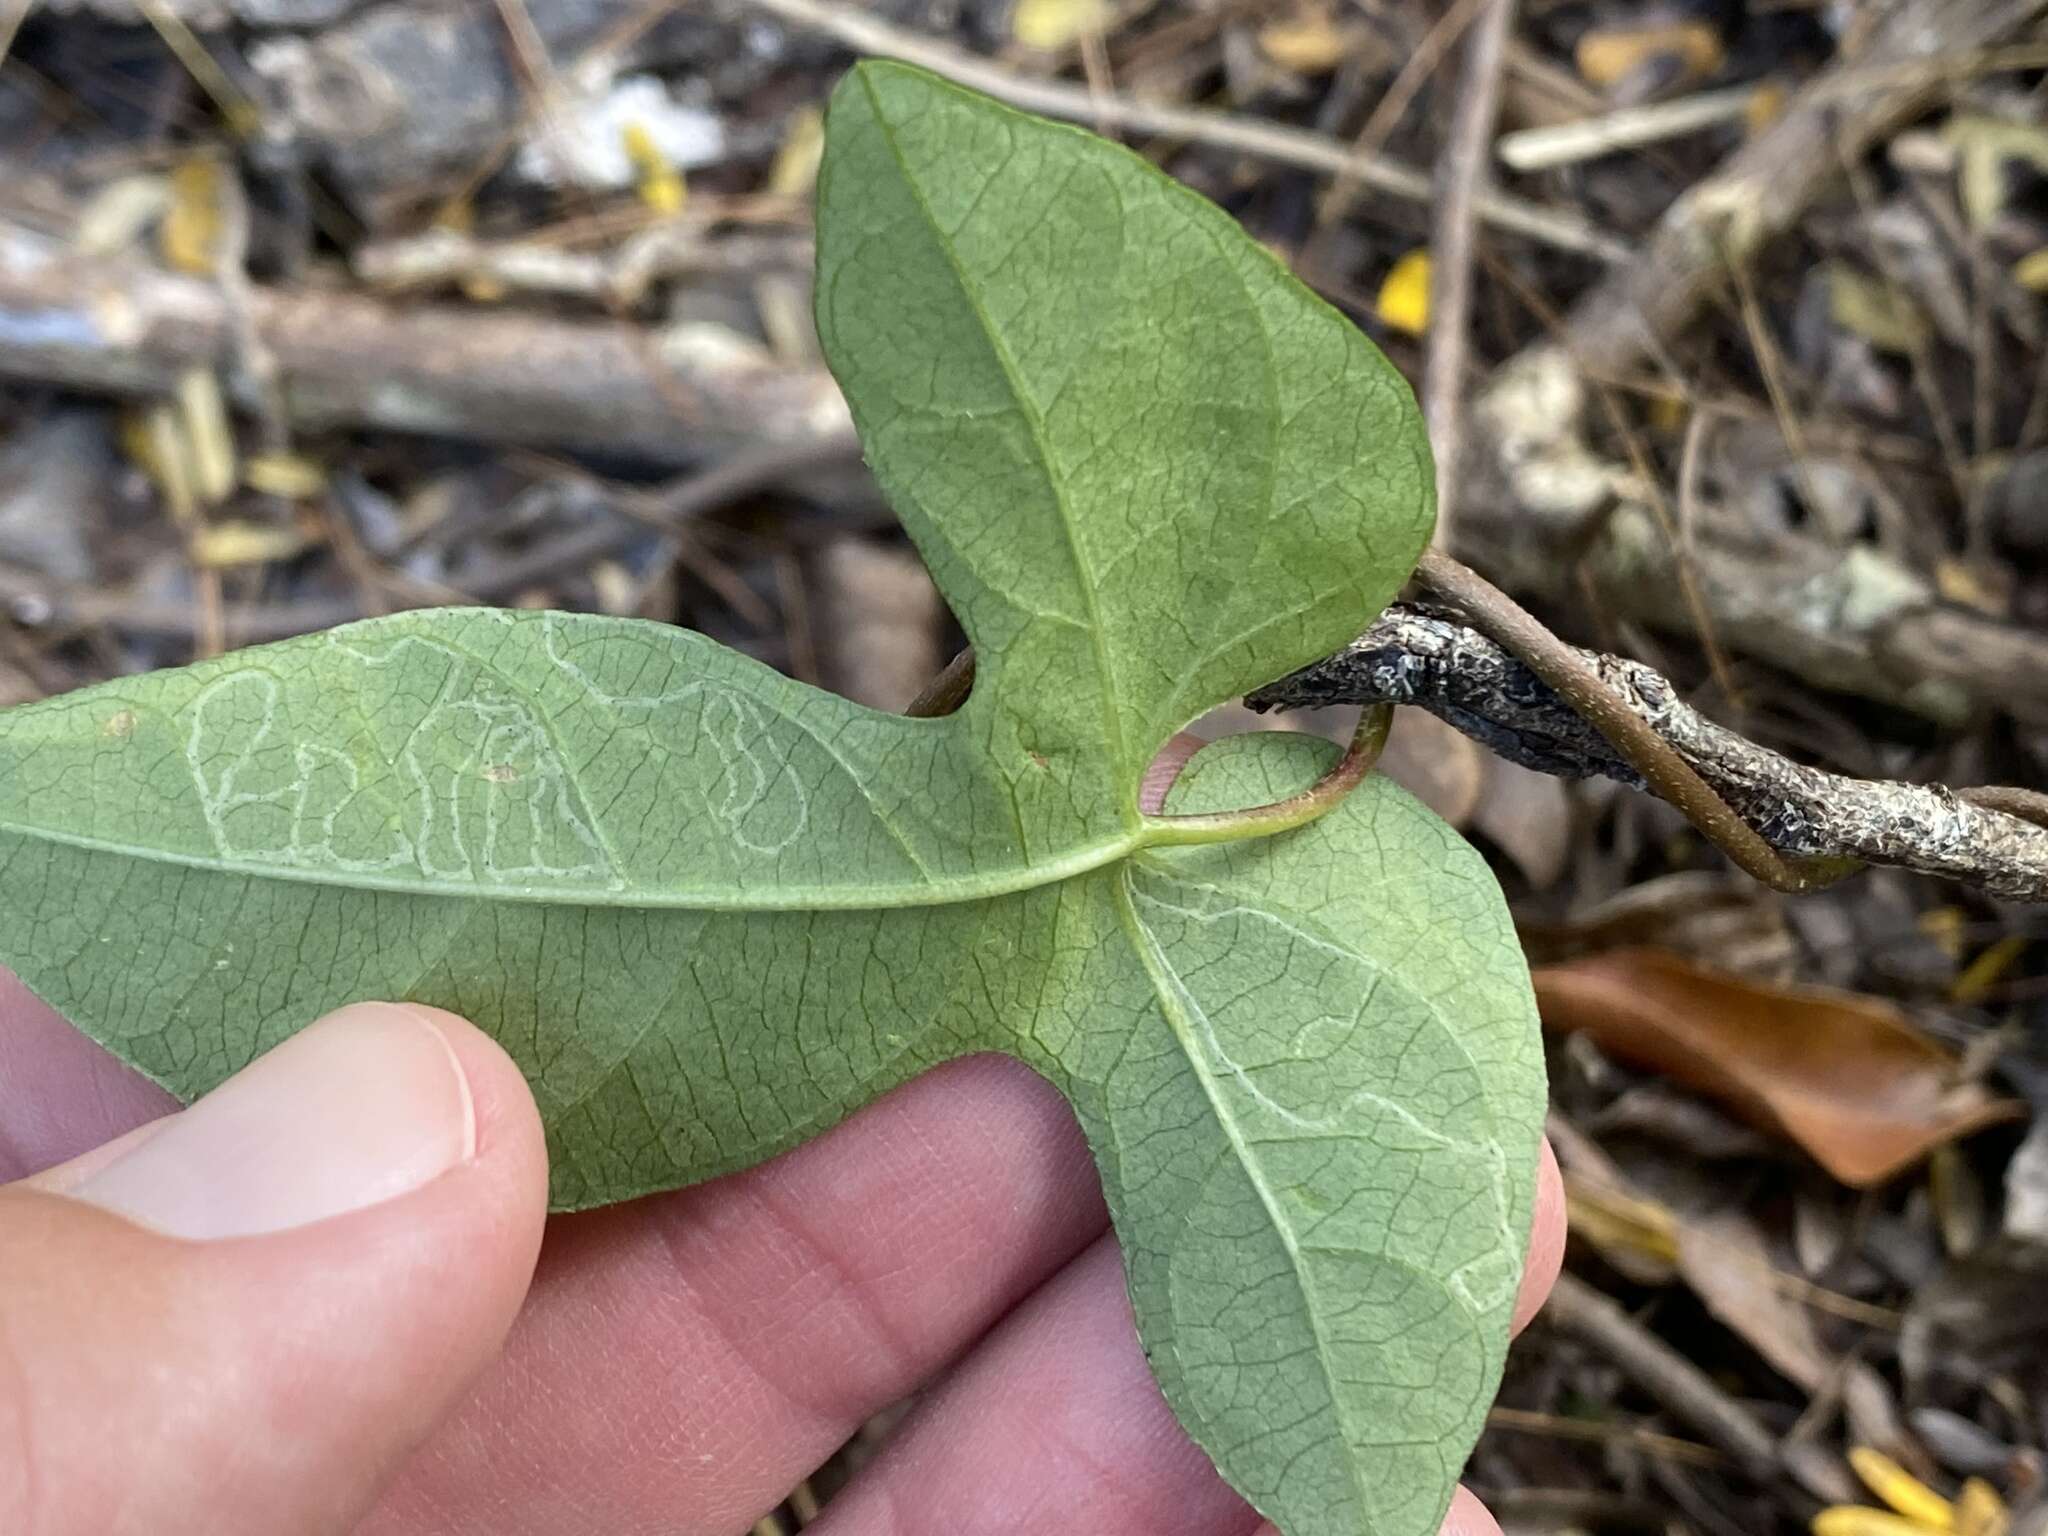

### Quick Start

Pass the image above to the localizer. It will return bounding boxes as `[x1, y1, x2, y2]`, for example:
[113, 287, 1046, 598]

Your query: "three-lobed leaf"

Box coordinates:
[0, 63, 1541, 1536]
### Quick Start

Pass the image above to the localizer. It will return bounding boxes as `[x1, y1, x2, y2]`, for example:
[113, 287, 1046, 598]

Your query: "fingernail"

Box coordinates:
[69, 1003, 475, 1239]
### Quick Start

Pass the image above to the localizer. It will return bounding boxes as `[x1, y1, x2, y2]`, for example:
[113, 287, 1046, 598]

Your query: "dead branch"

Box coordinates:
[1556, 0, 2048, 383]
[1463, 353, 2048, 726]
[0, 234, 848, 463]
[1421, 0, 1514, 545]
[1542, 1274, 1783, 1484]
[353, 222, 813, 307]
[1250, 603, 2048, 903]
[1415, 549, 1820, 892]
[1458, 0, 2048, 726]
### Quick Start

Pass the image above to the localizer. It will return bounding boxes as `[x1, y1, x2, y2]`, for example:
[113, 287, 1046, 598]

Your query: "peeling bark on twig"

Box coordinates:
[1251, 604, 2048, 902]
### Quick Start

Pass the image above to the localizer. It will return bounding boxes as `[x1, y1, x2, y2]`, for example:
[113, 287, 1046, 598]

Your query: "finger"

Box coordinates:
[816, 1138, 1562, 1536]
[1248, 1484, 1503, 1536]
[1, 1003, 548, 1536]
[1441, 1486, 1506, 1536]
[1253, 1485, 1505, 1536]
[1512, 1137, 1565, 1336]
[0, 969, 174, 1181]
[810, 1237, 1261, 1536]
[365, 1051, 1110, 1536]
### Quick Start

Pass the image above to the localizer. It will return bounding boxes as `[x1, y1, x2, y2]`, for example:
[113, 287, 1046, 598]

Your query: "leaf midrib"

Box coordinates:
[1112, 864, 1367, 1524]
[858, 69, 1138, 807]
[0, 818, 1145, 910]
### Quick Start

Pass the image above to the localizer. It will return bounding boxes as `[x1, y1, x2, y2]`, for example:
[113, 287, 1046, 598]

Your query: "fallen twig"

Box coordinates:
[1422, 0, 1515, 545]
[1495, 85, 1759, 174]
[0, 235, 848, 463]
[353, 222, 813, 308]
[740, 0, 1628, 264]
[1464, 351, 2048, 726]
[1543, 1273, 1782, 1483]
[1250, 602, 2048, 902]
[1554, 0, 2047, 382]
[1458, 0, 2048, 725]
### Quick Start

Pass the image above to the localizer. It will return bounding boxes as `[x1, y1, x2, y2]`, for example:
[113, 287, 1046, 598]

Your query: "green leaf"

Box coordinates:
[0, 62, 1542, 1536]
[1110, 735, 1544, 1536]
[816, 59, 1434, 789]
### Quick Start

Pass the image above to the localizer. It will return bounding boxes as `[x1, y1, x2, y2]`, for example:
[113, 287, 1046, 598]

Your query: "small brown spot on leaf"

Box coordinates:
[103, 709, 137, 739]
[483, 764, 519, 784]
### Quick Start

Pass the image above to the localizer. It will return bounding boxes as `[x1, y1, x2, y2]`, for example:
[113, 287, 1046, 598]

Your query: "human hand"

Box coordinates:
[2, 972, 1562, 1536]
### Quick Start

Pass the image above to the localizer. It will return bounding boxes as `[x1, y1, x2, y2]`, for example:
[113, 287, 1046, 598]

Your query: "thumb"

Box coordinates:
[1, 1002, 549, 1536]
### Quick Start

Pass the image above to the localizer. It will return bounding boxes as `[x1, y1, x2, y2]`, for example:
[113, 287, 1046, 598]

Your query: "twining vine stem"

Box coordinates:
[1409, 552, 1837, 893]
[908, 556, 2048, 903]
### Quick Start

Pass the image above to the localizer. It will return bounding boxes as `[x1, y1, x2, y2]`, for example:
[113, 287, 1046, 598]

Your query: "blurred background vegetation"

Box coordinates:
[3, 0, 2046, 1531]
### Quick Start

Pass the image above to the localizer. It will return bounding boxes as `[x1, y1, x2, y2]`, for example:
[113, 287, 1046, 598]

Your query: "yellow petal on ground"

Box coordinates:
[243, 452, 329, 499]
[1564, 1175, 1681, 1268]
[121, 404, 197, 523]
[769, 107, 826, 198]
[1950, 933, 2028, 1006]
[1575, 21, 1723, 91]
[175, 367, 237, 508]
[1850, 1448, 1956, 1531]
[1918, 906, 1969, 961]
[1377, 249, 1431, 336]
[1814, 1509, 1950, 1536]
[1258, 9, 1351, 74]
[193, 520, 311, 569]
[161, 154, 224, 275]
[1647, 393, 1688, 433]
[1955, 1480, 2009, 1536]
[622, 121, 687, 216]
[1012, 0, 1109, 52]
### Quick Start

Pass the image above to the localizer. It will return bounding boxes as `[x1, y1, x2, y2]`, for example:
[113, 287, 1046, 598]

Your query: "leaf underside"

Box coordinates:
[0, 63, 1542, 1536]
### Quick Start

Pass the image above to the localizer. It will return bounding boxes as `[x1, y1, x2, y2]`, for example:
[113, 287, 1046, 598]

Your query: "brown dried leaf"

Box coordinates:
[1534, 950, 2025, 1187]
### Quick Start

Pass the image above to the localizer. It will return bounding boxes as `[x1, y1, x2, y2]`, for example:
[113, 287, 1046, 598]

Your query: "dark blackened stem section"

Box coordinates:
[1412, 550, 1832, 892]
[1252, 602, 2048, 901]
[1140, 705, 1393, 845]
